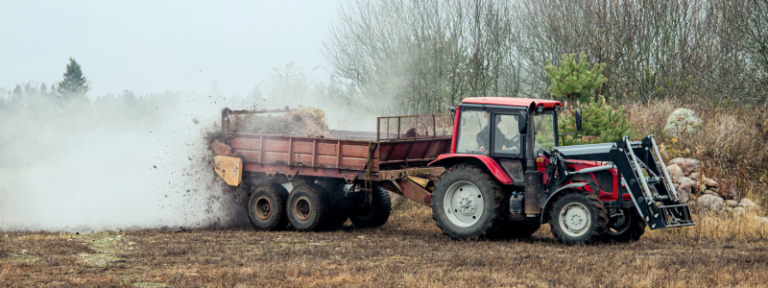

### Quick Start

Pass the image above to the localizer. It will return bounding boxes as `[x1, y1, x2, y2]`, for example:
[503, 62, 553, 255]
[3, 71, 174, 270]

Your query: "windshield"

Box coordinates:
[534, 111, 556, 153]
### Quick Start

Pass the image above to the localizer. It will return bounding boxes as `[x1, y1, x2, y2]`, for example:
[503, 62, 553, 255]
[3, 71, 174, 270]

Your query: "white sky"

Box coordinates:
[0, 0, 337, 97]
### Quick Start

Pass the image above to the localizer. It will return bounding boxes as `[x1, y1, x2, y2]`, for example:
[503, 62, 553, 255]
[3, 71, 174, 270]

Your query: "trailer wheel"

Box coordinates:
[287, 184, 332, 231]
[247, 183, 289, 230]
[603, 208, 646, 242]
[493, 221, 541, 239]
[349, 186, 391, 228]
[432, 164, 505, 240]
[549, 191, 609, 244]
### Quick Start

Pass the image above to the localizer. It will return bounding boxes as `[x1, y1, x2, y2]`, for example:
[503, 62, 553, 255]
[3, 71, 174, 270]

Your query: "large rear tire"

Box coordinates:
[549, 191, 609, 244]
[247, 183, 289, 230]
[287, 184, 332, 231]
[603, 208, 646, 242]
[349, 186, 391, 228]
[432, 164, 505, 240]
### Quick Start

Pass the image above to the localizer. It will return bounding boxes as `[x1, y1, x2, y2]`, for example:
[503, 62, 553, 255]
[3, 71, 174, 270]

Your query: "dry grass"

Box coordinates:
[2, 200, 768, 288]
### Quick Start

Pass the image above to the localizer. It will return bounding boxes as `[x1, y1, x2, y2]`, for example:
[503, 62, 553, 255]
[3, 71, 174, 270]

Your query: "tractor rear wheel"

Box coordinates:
[349, 186, 391, 228]
[603, 208, 646, 242]
[287, 184, 332, 231]
[248, 183, 290, 230]
[432, 164, 505, 240]
[549, 191, 609, 244]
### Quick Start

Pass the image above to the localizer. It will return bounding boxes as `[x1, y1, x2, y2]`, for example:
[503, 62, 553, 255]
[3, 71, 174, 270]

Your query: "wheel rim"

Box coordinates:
[443, 181, 484, 228]
[559, 202, 591, 237]
[294, 196, 312, 222]
[607, 210, 630, 235]
[253, 196, 273, 221]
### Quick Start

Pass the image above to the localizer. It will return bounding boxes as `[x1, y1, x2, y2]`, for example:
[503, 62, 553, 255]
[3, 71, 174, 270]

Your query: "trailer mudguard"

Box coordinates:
[539, 182, 591, 223]
[428, 154, 513, 185]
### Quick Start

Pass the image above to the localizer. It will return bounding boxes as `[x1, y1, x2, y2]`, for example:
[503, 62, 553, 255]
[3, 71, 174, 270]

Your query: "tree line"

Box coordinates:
[323, 0, 768, 114]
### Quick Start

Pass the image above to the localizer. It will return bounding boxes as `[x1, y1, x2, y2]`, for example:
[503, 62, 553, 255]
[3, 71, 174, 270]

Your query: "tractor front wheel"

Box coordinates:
[432, 164, 505, 240]
[549, 191, 609, 244]
[603, 208, 646, 242]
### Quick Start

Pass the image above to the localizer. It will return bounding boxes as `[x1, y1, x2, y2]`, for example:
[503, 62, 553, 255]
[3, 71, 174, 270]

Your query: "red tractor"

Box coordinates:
[428, 97, 693, 243]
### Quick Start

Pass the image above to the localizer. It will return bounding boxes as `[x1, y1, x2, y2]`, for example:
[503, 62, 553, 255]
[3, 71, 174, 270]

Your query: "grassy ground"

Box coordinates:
[1, 203, 767, 288]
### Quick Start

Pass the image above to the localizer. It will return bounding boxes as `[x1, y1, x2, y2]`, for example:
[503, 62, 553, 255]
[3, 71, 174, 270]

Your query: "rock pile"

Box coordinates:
[666, 157, 760, 215]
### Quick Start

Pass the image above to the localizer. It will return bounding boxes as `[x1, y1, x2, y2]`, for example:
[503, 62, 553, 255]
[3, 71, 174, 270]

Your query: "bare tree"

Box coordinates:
[323, 0, 520, 114]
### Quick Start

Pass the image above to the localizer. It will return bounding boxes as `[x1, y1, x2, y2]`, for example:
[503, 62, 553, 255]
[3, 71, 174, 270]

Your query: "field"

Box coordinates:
[1, 200, 767, 288]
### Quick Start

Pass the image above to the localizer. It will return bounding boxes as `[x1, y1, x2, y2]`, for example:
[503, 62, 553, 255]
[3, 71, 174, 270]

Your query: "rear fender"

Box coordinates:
[539, 182, 590, 223]
[429, 154, 512, 185]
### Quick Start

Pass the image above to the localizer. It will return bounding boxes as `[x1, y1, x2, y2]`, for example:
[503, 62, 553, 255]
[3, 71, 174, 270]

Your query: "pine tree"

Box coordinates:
[545, 52, 607, 106]
[545, 52, 633, 145]
[57, 58, 89, 104]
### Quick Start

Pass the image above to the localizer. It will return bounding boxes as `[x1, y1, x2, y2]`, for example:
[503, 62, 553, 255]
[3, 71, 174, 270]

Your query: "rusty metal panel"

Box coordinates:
[230, 137, 260, 150]
[292, 153, 313, 165]
[265, 138, 290, 152]
[386, 142, 411, 161]
[317, 155, 337, 166]
[293, 140, 313, 154]
[395, 179, 433, 206]
[425, 140, 449, 158]
[407, 142, 428, 159]
[341, 156, 368, 169]
[378, 142, 394, 161]
[317, 142, 337, 155]
[264, 151, 289, 163]
[237, 150, 260, 162]
[341, 143, 369, 158]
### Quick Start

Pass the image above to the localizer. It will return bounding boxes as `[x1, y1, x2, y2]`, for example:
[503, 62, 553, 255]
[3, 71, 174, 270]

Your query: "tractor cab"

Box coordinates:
[448, 97, 571, 185]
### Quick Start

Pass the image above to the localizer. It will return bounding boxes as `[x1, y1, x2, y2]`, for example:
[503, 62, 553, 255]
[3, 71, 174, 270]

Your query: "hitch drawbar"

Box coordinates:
[617, 135, 694, 229]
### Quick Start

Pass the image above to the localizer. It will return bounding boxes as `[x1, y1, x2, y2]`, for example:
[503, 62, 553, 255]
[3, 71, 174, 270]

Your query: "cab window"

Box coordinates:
[456, 110, 489, 155]
[493, 114, 521, 155]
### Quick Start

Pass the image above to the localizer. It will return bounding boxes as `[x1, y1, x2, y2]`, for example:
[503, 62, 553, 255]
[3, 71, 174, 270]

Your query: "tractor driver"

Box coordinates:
[477, 115, 519, 154]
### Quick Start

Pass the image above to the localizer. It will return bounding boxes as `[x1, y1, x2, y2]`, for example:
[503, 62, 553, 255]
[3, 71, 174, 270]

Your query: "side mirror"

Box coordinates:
[447, 106, 456, 113]
[518, 111, 527, 134]
[575, 109, 582, 132]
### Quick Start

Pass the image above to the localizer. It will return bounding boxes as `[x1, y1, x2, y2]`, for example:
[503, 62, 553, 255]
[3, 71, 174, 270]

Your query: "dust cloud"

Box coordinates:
[0, 89, 255, 232]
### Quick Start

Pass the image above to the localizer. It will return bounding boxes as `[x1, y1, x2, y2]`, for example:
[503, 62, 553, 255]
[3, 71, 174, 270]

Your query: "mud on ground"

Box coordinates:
[1, 202, 767, 287]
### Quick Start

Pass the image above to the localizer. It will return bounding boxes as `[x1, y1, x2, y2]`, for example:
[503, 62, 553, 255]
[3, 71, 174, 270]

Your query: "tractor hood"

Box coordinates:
[551, 143, 616, 159]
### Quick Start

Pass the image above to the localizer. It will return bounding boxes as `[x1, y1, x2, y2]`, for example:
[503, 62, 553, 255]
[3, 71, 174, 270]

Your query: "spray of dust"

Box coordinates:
[0, 87, 255, 232]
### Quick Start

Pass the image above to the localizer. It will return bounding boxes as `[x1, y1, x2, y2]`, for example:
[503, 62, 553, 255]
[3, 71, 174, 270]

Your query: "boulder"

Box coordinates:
[663, 108, 703, 137]
[702, 177, 718, 188]
[689, 172, 701, 182]
[702, 190, 719, 197]
[669, 158, 701, 176]
[698, 194, 724, 211]
[739, 199, 759, 211]
[667, 164, 684, 183]
[725, 200, 739, 207]
[677, 178, 693, 203]
[716, 178, 737, 200]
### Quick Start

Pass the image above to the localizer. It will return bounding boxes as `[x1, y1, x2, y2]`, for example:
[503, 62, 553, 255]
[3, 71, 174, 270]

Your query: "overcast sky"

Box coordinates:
[0, 0, 337, 97]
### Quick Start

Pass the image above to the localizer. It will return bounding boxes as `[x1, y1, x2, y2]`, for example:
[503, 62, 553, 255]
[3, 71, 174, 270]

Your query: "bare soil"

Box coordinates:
[1, 204, 767, 288]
